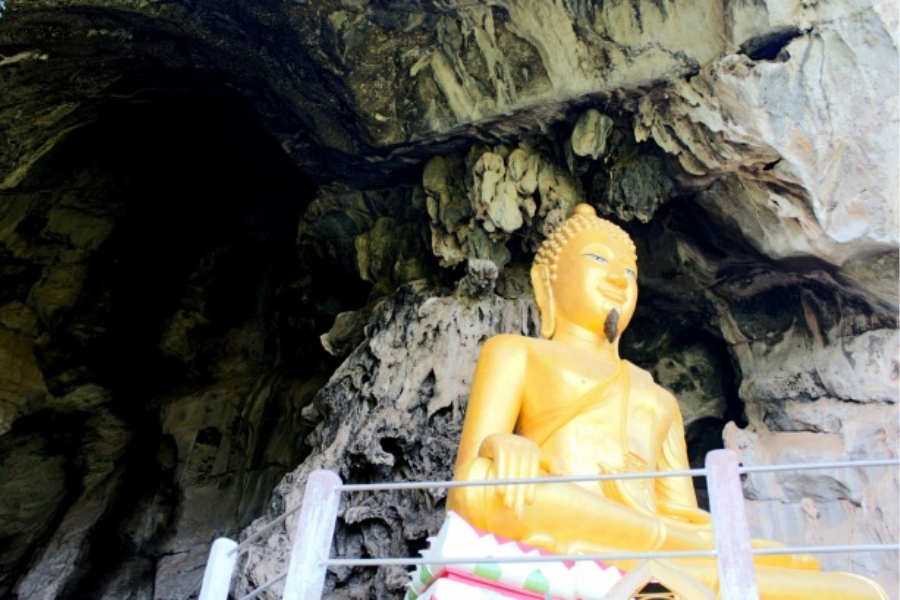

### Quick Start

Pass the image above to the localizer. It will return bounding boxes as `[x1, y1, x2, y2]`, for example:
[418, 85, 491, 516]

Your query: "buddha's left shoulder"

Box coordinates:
[623, 361, 678, 407]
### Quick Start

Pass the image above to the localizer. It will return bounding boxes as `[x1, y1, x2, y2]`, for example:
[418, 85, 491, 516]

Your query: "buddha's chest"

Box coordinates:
[522, 351, 619, 401]
[519, 359, 672, 472]
[542, 411, 626, 474]
[545, 402, 665, 466]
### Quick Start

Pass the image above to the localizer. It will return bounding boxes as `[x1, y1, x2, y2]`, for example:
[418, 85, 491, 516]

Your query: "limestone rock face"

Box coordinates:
[238, 283, 537, 599]
[13, 407, 131, 600]
[720, 301, 899, 595]
[635, 2, 899, 311]
[153, 374, 325, 600]
[726, 411, 898, 595]
[570, 109, 614, 161]
[294, 0, 725, 147]
[0, 326, 47, 434]
[1, 0, 817, 185]
[423, 144, 578, 270]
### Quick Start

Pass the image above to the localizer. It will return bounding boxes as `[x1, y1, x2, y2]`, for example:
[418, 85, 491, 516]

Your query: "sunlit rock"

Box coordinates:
[635, 2, 898, 308]
[423, 144, 578, 273]
[570, 109, 614, 161]
[237, 283, 538, 599]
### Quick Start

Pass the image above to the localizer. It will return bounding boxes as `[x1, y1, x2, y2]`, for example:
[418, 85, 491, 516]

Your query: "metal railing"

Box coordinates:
[193, 450, 899, 600]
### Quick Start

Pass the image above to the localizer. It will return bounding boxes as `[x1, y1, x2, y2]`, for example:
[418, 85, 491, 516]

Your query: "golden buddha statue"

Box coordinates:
[447, 204, 887, 599]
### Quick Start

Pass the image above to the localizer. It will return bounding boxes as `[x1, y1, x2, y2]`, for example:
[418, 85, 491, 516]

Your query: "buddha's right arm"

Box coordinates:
[451, 336, 536, 517]
[448, 433, 545, 521]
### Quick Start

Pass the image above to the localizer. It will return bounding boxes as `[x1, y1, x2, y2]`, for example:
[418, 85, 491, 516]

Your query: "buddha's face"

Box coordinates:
[550, 228, 638, 341]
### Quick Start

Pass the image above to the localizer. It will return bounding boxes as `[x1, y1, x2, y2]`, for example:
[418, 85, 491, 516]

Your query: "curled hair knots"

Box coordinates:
[533, 204, 636, 280]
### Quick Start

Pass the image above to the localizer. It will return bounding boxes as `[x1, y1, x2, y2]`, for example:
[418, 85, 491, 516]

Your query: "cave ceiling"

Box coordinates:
[3, 0, 897, 309]
[1, 0, 718, 184]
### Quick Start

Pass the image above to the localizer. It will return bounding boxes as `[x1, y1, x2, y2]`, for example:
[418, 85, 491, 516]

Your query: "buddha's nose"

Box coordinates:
[607, 268, 627, 287]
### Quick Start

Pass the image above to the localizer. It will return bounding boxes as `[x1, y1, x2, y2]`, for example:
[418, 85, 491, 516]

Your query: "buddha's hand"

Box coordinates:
[657, 500, 712, 526]
[477, 433, 548, 520]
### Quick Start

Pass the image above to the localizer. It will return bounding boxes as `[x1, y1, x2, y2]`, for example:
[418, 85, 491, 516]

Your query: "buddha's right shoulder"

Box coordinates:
[479, 333, 537, 357]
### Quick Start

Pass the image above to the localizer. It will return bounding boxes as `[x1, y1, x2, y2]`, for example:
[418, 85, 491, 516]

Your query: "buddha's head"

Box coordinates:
[531, 204, 638, 342]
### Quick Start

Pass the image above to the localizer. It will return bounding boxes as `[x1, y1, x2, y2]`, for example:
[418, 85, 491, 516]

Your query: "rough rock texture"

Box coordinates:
[722, 305, 899, 594]
[727, 406, 898, 595]
[636, 2, 899, 311]
[0, 323, 47, 434]
[423, 143, 579, 269]
[0, 95, 347, 598]
[239, 283, 538, 599]
[4, 0, 871, 186]
[0, 0, 896, 598]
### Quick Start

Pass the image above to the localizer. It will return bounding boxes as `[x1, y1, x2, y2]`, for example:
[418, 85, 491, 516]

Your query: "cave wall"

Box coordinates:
[0, 0, 897, 599]
[236, 2, 899, 598]
[0, 92, 342, 598]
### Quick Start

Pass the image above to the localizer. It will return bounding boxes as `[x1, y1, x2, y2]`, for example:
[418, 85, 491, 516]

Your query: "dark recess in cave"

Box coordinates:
[58, 432, 179, 599]
[84, 96, 310, 397]
[738, 26, 804, 61]
[681, 329, 747, 429]
[0, 411, 90, 597]
[7, 73, 375, 596]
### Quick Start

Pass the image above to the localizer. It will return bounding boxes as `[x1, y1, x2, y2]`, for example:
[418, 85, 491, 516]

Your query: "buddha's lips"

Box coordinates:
[601, 289, 626, 303]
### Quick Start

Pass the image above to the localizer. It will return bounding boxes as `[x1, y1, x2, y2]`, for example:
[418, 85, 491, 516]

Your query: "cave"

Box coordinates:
[0, 1, 897, 599]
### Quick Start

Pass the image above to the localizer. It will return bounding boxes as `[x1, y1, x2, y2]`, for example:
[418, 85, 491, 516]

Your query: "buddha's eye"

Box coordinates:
[625, 268, 636, 278]
[585, 253, 608, 264]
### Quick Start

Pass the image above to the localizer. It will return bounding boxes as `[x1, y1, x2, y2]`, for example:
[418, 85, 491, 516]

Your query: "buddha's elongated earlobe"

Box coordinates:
[531, 264, 555, 339]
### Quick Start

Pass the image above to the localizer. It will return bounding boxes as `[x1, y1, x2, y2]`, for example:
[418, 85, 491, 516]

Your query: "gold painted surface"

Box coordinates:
[447, 204, 887, 600]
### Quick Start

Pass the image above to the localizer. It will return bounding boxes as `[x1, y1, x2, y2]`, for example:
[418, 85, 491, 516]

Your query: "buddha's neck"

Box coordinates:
[551, 320, 620, 362]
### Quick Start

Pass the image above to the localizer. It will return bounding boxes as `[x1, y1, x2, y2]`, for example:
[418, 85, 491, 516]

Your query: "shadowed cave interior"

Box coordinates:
[2, 81, 746, 595]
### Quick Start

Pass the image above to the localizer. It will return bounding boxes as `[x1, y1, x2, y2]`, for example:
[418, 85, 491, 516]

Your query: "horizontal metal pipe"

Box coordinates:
[336, 459, 900, 493]
[337, 468, 706, 492]
[751, 544, 900, 556]
[739, 459, 899, 474]
[324, 549, 719, 567]
[228, 505, 304, 557]
[320, 543, 900, 568]
[237, 574, 286, 600]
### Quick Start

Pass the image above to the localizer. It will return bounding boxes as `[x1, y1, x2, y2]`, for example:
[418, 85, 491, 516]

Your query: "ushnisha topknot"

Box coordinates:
[533, 203, 636, 281]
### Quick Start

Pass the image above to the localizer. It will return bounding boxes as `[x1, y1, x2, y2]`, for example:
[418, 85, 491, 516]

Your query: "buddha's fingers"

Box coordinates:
[478, 432, 541, 519]
[495, 454, 521, 514]
[510, 455, 532, 519]
[525, 479, 535, 506]
[539, 454, 564, 476]
[509, 453, 540, 519]
[486, 462, 507, 506]
[499, 455, 514, 509]
[520, 452, 541, 513]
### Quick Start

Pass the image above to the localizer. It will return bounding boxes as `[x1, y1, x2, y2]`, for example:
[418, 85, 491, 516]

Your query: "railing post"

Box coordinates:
[282, 469, 343, 600]
[198, 537, 238, 600]
[706, 449, 759, 600]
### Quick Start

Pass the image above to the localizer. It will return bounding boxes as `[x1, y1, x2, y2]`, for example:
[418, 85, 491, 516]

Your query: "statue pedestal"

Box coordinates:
[413, 567, 560, 600]
[406, 512, 624, 600]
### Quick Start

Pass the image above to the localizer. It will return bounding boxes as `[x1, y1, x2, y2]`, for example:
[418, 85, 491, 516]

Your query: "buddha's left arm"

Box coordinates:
[654, 388, 702, 512]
